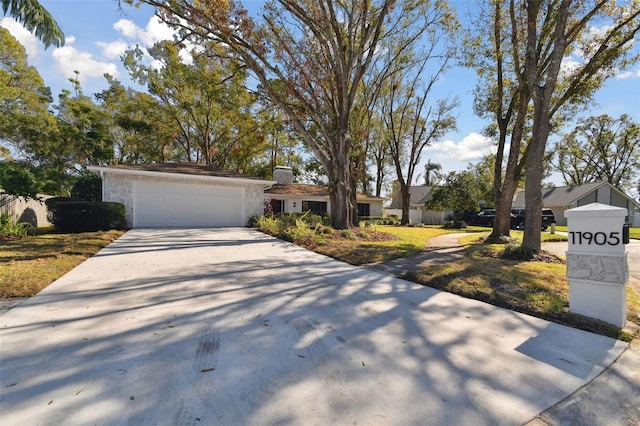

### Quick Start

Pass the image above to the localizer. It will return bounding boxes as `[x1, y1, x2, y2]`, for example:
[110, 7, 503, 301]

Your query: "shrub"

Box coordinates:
[253, 215, 283, 235]
[340, 229, 356, 240]
[0, 214, 30, 238]
[48, 201, 127, 232]
[71, 174, 102, 201]
[283, 220, 317, 243]
[501, 244, 537, 261]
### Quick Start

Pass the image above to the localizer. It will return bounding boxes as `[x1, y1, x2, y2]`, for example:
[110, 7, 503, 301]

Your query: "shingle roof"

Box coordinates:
[265, 184, 383, 201]
[265, 184, 329, 197]
[91, 163, 267, 181]
[512, 182, 629, 207]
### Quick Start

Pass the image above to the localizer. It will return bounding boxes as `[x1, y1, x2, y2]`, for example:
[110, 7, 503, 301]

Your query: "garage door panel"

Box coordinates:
[134, 180, 244, 227]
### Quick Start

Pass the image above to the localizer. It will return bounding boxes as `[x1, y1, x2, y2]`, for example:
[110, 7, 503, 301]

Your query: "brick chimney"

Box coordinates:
[273, 166, 293, 184]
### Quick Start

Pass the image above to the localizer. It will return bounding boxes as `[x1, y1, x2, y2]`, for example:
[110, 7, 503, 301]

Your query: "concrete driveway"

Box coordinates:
[0, 228, 628, 425]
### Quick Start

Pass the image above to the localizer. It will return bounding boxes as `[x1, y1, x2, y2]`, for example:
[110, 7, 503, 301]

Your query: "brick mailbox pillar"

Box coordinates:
[564, 203, 629, 328]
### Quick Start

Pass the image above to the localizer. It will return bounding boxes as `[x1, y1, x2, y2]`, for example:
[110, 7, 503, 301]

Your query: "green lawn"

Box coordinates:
[0, 230, 124, 298]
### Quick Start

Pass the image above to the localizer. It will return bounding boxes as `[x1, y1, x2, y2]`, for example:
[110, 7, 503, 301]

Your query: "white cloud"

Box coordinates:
[97, 40, 129, 59]
[52, 37, 119, 83]
[616, 66, 640, 80]
[0, 17, 42, 59]
[113, 16, 175, 46]
[426, 133, 495, 161]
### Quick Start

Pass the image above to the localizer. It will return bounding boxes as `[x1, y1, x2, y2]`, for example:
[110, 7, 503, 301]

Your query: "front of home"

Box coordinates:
[264, 166, 384, 217]
[89, 164, 384, 228]
[512, 182, 639, 226]
[89, 163, 275, 228]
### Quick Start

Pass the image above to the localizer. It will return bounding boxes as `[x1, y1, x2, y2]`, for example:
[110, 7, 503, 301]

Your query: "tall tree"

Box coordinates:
[0, 27, 54, 152]
[124, 40, 263, 172]
[123, 0, 396, 229]
[423, 160, 442, 186]
[425, 162, 493, 222]
[467, 0, 640, 251]
[96, 75, 180, 164]
[1, 0, 64, 47]
[554, 114, 640, 192]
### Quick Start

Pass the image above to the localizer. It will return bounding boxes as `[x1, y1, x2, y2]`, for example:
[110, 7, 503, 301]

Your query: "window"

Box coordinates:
[357, 203, 370, 217]
[302, 200, 327, 214]
[270, 199, 284, 213]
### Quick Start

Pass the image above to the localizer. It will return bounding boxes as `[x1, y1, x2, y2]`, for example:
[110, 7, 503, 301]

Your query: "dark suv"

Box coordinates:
[469, 209, 497, 227]
[511, 208, 556, 230]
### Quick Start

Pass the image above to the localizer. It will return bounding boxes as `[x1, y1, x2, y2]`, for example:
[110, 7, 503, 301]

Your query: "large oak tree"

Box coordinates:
[466, 0, 640, 251]
[123, 0, 395, 229]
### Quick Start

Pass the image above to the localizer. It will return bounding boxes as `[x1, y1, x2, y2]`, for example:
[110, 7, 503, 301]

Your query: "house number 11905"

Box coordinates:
[568, 231, 621, 246]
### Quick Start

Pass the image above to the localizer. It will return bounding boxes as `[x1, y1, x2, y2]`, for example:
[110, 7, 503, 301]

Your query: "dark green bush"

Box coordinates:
[71, 174, 102, 201]
[48, 200, 127, 232]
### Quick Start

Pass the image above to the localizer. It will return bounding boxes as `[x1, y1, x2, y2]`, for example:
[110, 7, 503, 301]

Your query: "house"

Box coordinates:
[386, 185, 452, 224]
[88, 163, 276, 228]
[512, 182, 639, 226]
[264, 166, 384, 217]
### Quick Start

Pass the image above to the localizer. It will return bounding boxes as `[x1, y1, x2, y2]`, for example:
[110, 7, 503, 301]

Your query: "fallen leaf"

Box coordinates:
[75, 390, 82, 396]
[130, 395, 135, 400]
[48, 400, 53, 405]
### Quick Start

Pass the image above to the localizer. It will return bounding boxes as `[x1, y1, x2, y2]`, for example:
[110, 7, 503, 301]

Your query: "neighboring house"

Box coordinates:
[386, 185, 452, 225]
[88, 163, 276, 228]
[512, 182, 639, 226]
[264, 166, 384, 217]
[0, 191, 52, 227]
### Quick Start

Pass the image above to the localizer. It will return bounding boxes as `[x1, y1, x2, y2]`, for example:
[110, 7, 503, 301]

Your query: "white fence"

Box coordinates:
[0, 192, 52, 227]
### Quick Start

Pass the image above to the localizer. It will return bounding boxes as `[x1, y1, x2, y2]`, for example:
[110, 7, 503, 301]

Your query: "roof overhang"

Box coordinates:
[88, 166, 277, 187]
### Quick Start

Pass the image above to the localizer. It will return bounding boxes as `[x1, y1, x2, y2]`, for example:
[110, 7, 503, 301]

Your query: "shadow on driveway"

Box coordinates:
[0, 228, 627, 425]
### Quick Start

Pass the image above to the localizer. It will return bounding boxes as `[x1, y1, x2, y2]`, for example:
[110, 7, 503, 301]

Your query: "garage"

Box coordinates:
[133, 180, 244, 227]
[88, 163, 275, 228]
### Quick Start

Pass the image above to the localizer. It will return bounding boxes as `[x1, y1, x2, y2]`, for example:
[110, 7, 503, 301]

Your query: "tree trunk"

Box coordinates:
[327, 150, 353, 230]
[400, 181, 410, 225]
[523, 97, 552, 251]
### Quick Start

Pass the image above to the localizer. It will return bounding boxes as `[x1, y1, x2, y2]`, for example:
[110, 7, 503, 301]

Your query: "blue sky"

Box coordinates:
[2, 0, 639, 190]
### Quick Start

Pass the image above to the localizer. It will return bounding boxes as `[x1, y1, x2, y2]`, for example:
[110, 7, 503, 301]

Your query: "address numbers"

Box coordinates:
[568, 231, 621, 246]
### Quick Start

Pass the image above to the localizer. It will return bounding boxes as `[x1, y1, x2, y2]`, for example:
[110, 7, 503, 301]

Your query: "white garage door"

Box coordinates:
[134, 180, 244, 227]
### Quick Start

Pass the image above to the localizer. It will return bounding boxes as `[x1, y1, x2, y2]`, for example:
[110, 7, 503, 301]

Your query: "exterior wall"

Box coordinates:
[0, 192, 52, 227]
[102, 172, 263, 227]
[368, 201, 383, 217]
[102, 173, 135, 227]
[244, 183, 267, 225]
[577, 191, 597, 206]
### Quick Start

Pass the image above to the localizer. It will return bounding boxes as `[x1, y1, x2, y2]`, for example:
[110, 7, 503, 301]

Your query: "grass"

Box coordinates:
[308, 225, 481, 265]
[0, 230, 125, 298]
[403, 246, 634, 340]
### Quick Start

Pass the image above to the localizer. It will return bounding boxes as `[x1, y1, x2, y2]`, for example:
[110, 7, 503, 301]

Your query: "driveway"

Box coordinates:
[0, 228, 627, 425]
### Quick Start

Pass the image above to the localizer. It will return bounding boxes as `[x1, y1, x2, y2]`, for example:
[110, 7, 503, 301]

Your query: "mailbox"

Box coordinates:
[623, 223, 630, 245]
[564, 203, 629, 328]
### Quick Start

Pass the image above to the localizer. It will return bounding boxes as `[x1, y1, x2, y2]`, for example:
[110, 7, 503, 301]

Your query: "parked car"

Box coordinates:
[510, 208, 556, 230]
[469, 209, 497, 227]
